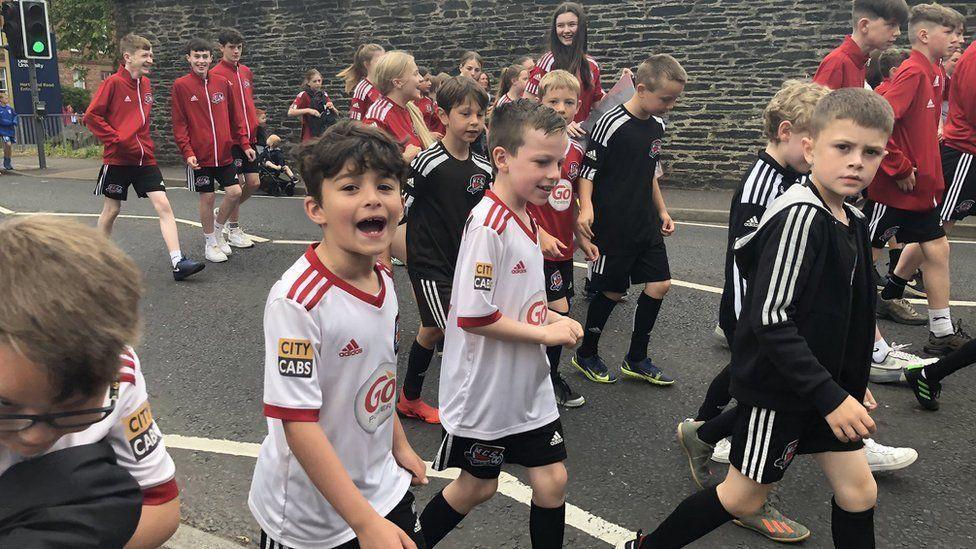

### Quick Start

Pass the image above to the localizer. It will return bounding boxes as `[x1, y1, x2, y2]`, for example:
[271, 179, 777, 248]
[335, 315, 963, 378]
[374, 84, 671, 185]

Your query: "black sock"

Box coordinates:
[529, 502, 565, 549]
[887, 248, 902, 276]
[627, 293, 664, 362]
[403, 340, 435, 400]
[923, 338, 976, 382]
[547, 345, 563, 377]
[579, 293, 617, 358]
[640, 486, 732, 548]
[419, 490, 466, 547]
[831, 497, 875, 549]
[697, 406, 737, 446]
[695, 363, 733, 421]
[880, 273, 908, 300]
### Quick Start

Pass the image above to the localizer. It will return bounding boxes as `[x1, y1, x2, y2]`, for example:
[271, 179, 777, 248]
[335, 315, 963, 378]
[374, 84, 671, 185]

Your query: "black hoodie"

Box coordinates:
[730, 183, 875, 416]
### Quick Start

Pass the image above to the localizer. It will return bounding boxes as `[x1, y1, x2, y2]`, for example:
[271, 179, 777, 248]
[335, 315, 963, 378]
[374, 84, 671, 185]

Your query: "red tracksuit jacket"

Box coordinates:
[210, 60, 259, 145]
[944, 42, 976, 156]
[868, 50, 945, 212]
[812, 35, 869, 90]
[84, 66, 156, 166]
[171, 71, 249, 167]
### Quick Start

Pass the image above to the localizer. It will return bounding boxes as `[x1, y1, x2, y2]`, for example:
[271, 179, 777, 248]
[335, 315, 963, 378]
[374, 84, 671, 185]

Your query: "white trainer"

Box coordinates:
[871, 343, 937, 384]
[227, 227, 254, 248]
[864, 438, 917, 472]
[204, 242, 228, 263]
[215, 230, 232, 256]
[713, 324, 729, 349]
[711, 437, 731, 464]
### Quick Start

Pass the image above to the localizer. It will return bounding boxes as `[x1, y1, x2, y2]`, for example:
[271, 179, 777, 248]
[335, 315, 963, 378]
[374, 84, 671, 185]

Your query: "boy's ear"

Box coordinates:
[304, 194, 328, 226]
[437, 106, 450, 126]
[778, 120, 794, 143]
[801, 135, 815, 166]
[491, 146, 510, 174]
[855, 17, 871, 35]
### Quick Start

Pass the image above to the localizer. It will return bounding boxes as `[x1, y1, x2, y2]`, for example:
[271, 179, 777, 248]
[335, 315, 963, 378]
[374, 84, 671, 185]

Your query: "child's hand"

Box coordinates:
[404, 145, 422, 162]
[825, 395, 877, 443]
[896, 169, 916, 193]
[540, 229, 568, 259]
[310, 109, 322, 118]
[660, 211, 675, 237]
[577, 238, 599, 262]
[356, 518, 417, 549]
[431, 132, 444, 140]
[620, 68, 634, 81]
[567, 121, 586, 139]
[393, 446, 429, 487]
[186, 156, 200, 170]
[863, 388, 878, 412]
[540, 317, 583, 347]
[576, 207, 594, 240]
[244, 148, 257, 162]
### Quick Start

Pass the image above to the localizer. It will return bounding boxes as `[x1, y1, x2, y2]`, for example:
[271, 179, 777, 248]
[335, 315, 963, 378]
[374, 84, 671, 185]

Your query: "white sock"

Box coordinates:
[872, 338, 891, 364]
[204, 232, 217, 246]
[169, 250, 182, 268]
[929, 308, 953, 337]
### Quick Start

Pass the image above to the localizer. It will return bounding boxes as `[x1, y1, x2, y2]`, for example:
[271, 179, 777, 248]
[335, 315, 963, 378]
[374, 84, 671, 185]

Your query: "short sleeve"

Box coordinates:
[263, 297, 322, 421]
[455, 223, 503, 327]
[580, 135, 606, 181]
[106, 365, 178, 505]
[291, 91, 310, 110]
[526, 64, 546, 96]
[590, 62, 606, 103]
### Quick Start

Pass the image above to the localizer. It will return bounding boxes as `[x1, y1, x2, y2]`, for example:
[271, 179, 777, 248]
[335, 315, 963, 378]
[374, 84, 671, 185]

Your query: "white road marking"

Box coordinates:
[166, 434, 634, 546]
[164, 181, 306, 200]
[3, 209, 268, 242]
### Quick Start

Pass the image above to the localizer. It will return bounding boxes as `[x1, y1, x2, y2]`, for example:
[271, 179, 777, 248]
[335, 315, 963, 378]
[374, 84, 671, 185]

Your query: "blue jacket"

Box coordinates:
[0, 105, 17, 137]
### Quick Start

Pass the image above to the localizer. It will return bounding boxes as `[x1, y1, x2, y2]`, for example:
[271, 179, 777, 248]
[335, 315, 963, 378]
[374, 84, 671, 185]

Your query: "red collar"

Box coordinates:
[218, 59, 239, 72]
[485, 190, 538, 242]
[908, 49, 937, 79]
[840, 36, 869, 69]
[304, 245, 387, 308]
[116, 65, 142, 87]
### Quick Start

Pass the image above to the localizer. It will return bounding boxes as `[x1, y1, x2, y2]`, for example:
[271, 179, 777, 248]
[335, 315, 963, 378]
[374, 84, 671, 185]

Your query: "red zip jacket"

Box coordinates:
[868, 50, 945, 212]
[944, 42, 976, 156]
[813, 36, 869, 90]
[171, 71, 249, 167]
[84, 66, 156, 166]
[210, 60, 259, 145]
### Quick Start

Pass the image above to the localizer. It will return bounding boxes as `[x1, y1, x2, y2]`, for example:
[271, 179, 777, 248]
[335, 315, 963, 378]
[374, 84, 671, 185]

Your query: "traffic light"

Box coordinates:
[20, 0, 51, 60]
[1, 2, 25, 59]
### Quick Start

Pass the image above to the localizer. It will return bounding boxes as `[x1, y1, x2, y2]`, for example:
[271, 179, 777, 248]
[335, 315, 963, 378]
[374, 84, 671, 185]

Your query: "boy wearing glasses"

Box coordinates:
[0, 216, 180, 547]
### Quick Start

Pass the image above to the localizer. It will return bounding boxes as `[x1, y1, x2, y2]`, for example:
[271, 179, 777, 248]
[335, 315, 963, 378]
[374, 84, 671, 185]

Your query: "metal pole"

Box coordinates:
[27, 59, 45, 169]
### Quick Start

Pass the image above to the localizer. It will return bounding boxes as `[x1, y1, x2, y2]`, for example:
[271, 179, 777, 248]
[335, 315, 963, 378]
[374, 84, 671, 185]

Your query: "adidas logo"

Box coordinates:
[744, 216, 760, 228]
[339, 339, 363, 357]
[586, 149, 597, 161]
[550, 431, 563, 446]
[927, 99, 936, 109]
[190, 95, 198, 102]
[511, 260, 527, 274]
[124, 96, 132, 103]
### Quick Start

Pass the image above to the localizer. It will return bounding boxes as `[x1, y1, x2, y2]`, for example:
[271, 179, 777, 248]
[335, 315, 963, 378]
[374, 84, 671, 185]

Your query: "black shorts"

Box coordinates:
[259, 491, 425, 549]
[93, 164, 166, 201]
[408, 272, 451, 330]
[232, 144, 260, 175]
[863, 200, 945, 248]
[940, 145, 976, 222]
[186, 164, 239, 193]
[590, 241, 670, 293]
[730, 406, 864, 485]
[432, 419, 567, 480]
[544, 259, 575, 303]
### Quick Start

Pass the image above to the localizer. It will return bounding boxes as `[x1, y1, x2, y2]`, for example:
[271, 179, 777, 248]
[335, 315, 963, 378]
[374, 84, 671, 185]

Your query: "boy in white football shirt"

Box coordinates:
[419, 100, 584, 548]
[249, 121, 429, 549]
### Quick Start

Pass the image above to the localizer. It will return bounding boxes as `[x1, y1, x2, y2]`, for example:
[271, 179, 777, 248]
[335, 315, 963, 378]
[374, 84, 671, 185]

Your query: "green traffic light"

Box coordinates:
[31, 41, 44, 53]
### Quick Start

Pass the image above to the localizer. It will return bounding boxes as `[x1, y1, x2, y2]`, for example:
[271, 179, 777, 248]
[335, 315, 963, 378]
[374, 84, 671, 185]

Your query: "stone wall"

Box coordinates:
[114, 0, 976, 188]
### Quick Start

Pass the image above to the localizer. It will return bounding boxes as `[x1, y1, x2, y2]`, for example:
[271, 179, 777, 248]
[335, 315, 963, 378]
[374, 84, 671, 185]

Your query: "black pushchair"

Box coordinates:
[258, 145, 297, 197]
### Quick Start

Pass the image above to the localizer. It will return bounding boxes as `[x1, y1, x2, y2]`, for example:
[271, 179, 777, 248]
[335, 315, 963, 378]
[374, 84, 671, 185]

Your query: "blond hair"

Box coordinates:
[372, 51, 436, 148]
[337, 43, 385, 94]
[763, 79, 831, 142]
[267, 134, 282, 147]
[634, 54, 688, 91]
[119, 33, 152, 56]
[0, 217, 143, 401]
[539, 69, 581, 99]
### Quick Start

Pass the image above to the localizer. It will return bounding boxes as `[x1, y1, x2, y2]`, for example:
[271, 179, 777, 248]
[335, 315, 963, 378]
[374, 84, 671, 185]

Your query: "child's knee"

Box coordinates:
[102, 199, 121, 217]
[835, 475, 877, 512]
[462, 476, 499, 505]
[417, 326, 443, 347]
[225, 185, 243, 199]
[646, 279, 671, 298]
[530, 463, 567, 506]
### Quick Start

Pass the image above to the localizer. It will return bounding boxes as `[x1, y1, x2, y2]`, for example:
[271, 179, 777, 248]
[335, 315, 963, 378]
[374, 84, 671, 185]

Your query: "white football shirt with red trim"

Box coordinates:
[249, 245, 410, 548]
[0, 348, 179, 505]
[439, 191, 559, 440]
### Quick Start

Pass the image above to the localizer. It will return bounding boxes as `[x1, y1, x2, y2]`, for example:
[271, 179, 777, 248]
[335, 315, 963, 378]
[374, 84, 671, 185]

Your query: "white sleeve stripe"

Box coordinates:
[761, 205, 816, 326]
[732, 260, 746, 320]
[472, 156, 493, 174]
[590, 107, 627, 144]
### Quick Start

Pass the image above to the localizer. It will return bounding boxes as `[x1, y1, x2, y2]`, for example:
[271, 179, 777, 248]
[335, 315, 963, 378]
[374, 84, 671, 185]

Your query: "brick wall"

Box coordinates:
[114, 0, 976, 188]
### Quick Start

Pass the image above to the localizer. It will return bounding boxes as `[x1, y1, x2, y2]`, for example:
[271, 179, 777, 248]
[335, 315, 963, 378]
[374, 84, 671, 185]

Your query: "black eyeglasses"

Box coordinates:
[0, 385, 118, 433]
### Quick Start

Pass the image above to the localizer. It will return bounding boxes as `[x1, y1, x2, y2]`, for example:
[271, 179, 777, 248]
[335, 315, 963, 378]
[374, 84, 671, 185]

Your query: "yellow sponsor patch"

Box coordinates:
[278, 338, 313, 378]
[124, 401, 161, 461]
[474, 262, 494, 291]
